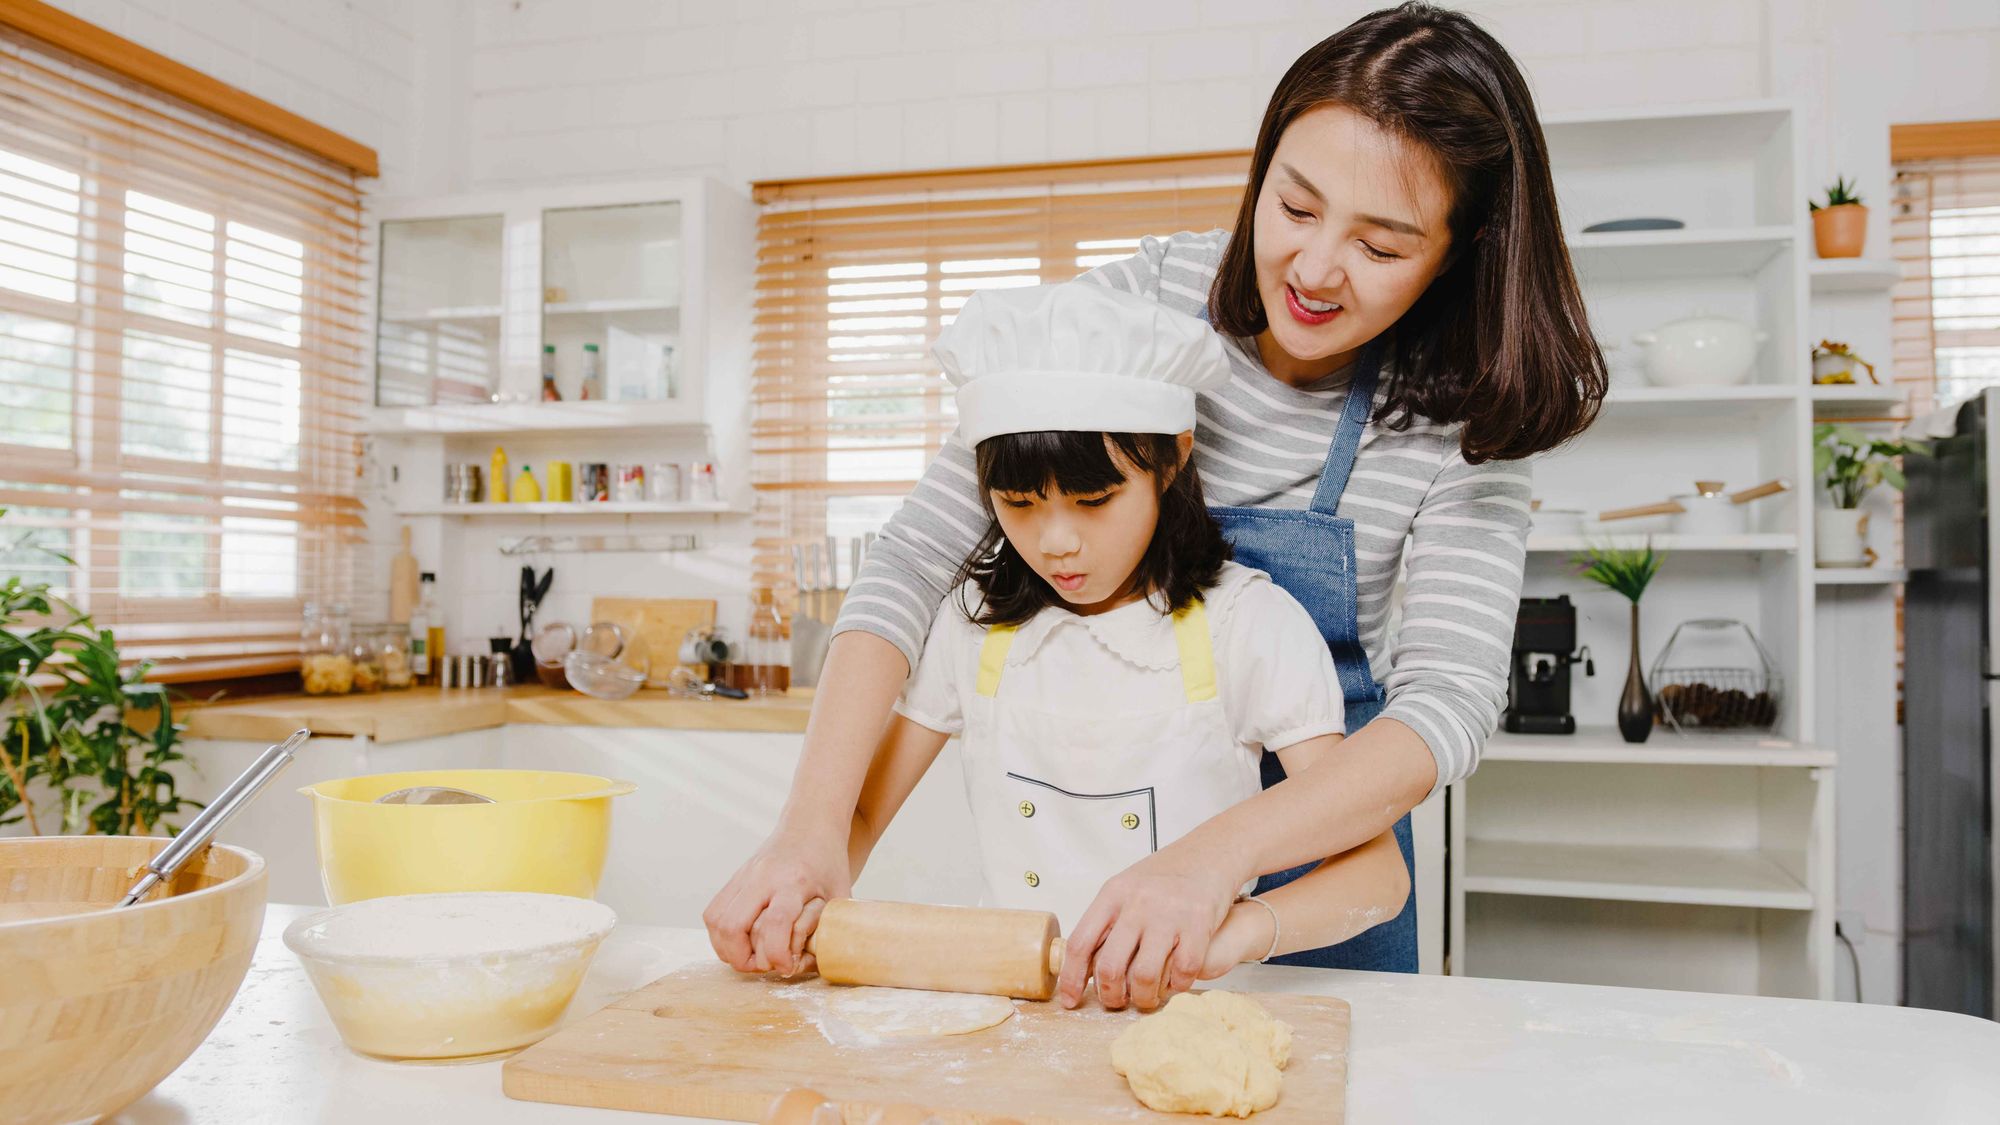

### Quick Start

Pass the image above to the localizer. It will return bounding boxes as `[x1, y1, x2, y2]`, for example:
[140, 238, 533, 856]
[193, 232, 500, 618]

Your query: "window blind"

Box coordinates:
[749, 154, 1249, 603]
[0, 22, 367, 676]
[1891, 154, 2000, 413]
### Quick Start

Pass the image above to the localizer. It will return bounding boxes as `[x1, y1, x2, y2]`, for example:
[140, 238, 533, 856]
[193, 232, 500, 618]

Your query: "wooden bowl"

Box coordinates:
[0, 836, 267, 1125]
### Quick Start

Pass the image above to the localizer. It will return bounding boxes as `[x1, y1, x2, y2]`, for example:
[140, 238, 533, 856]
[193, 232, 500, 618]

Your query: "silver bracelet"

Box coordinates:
[1239, 894, 1282, 962]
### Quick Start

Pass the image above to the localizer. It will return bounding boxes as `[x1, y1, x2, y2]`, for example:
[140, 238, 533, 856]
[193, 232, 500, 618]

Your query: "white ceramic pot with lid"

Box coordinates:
[1632, 313, 1767, 387]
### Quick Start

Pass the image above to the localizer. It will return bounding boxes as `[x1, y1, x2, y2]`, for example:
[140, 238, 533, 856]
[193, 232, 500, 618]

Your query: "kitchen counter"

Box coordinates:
[116, 904, 2000, 1124]
[182, 684, 816, 743]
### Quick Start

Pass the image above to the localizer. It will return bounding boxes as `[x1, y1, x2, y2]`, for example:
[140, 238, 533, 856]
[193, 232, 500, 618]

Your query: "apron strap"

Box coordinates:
[1171, 601, 1217, 703]
[1306, 343, 1382, 516]
[975, 602, 1217, 703]
[975, 623, 1018, 697]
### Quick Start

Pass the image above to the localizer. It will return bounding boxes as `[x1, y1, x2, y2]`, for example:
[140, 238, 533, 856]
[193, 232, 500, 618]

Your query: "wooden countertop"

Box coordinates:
[182, 683, 816, 744]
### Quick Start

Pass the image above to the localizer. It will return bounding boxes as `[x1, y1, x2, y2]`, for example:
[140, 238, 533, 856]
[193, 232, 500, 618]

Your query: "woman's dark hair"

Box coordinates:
[955, 431, 1229, 627]
[1208, 1, 1605, 464]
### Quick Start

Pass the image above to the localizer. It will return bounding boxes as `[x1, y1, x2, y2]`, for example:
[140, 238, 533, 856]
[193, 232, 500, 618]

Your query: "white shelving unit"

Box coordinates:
[1455, 100, 1836, 1000]
[1807, 258, 1900, 294]
[1813, 566, 1907, 585]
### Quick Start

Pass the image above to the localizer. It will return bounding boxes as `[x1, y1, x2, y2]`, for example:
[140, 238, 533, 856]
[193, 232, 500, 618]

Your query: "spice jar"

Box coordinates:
[348, 625, 384, 694]
[378, 625, 413, 690]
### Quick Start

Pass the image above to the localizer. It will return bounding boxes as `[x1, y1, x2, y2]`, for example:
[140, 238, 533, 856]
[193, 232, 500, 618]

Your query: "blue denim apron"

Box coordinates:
[1206, 339, 1419, 973]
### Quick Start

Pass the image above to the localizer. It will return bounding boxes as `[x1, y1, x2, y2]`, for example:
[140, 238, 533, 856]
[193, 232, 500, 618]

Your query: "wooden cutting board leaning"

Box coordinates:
[590, 597, 717, 688]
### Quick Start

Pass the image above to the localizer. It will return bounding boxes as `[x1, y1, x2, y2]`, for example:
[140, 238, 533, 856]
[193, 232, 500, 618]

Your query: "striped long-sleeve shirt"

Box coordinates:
[831, 229, 1533, 797]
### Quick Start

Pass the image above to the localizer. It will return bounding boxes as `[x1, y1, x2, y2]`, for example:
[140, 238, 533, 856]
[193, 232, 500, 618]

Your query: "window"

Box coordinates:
[1892, 153, 2000, 412]
[750, 155, 1248, 602]
[0, 20, 368, 673]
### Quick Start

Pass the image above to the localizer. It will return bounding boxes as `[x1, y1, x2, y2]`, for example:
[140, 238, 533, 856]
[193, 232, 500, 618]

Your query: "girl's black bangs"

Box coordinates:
[976, 430, 1148, 497]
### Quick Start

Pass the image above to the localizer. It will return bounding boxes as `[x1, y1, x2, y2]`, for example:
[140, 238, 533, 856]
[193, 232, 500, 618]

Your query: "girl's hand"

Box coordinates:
[1056, 844, 1246, 1011]
[1199, 899, 1279, 979]
[703, 826, 853, 977]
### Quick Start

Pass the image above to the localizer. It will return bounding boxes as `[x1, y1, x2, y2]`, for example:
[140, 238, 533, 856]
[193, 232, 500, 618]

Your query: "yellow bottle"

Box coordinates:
[549, 461, 573, 502]
[490, 445, 509, 504]
[511, 465, 543, 502]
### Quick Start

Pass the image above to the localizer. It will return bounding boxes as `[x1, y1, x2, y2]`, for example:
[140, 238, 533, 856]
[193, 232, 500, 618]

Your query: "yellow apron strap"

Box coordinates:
[1172, 600, 1217, 703]
[976, 623, 1019, 697]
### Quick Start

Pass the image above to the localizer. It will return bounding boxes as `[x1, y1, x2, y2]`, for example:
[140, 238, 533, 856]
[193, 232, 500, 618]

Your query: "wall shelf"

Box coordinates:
[1567, 226, 1793, 281]
[1599, 385, 1799, 419]
[1808, 383, 1907, 417]
[395, 501, 743, 517]
[1526, 533, 1797, 553]
[1463, 839, 1814, 910]
[364, 399, 709, 436]
[1808, 258, 1900, 294]
[380, 305, 502, 324]
[1488, 726, 1833, 767]
[544, 298, 680, 316]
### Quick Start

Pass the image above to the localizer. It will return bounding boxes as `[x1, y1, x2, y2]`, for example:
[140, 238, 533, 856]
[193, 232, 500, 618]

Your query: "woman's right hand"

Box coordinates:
[703, 827, 853, 977]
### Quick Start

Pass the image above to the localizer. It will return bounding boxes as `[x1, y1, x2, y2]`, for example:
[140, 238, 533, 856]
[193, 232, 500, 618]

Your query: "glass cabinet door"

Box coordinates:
[374, 214, 503, 406]
[539, 201, 682, 405]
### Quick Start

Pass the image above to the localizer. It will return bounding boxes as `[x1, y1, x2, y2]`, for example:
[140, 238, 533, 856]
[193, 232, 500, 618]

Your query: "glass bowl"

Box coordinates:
[564, 650, 647, 700]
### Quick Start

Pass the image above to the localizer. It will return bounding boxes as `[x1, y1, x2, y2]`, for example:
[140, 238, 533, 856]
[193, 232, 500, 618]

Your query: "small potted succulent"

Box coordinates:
[1810, 176, 1868, 259]
[1812, 424, 1927, 567]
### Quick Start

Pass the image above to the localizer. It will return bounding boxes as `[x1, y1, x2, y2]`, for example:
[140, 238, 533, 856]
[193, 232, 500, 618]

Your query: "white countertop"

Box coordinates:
[112, 905, 2000, 1124]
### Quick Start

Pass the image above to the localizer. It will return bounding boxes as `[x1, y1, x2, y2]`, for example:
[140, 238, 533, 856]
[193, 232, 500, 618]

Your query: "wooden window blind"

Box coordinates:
[748, 153, 1249, 600]
[0, 20, 368, 677]
[1891, 154, 2000, 413]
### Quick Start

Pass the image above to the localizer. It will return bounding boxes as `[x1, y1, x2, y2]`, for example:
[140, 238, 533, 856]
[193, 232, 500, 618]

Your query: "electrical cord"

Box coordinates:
[1834, 922, 1864, 1005]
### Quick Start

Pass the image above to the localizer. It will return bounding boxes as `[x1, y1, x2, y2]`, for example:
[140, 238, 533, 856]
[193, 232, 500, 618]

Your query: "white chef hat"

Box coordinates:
[935, 282, 1232, 447]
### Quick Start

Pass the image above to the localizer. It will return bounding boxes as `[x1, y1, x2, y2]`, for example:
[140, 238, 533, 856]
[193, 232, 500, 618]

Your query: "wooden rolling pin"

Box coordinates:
[806, 899, 1065, 1001]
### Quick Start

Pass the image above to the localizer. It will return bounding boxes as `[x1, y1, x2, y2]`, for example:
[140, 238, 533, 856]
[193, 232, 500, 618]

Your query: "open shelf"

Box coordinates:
[396, 501, 743, 517]
[1487, 726, 1832, 767]
[1808, 258, 1900, 294]
[1815, 566, 1908, 585]
[1809, 383, 1907, 418]
[380, 305, 502, 324]
[1526, 532, 1796, 553]
[364, 400, 706, 436]
[1463, 839, 1813, 910]
[1599, 385, 1799, 418]
[544, 298, 680, 316]
[1567, 226, 1793, 281]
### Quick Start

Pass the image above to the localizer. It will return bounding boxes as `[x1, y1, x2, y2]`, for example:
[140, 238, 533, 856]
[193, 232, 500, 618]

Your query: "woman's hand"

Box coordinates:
[1199, 899, 1278, 980]
[702, 826, 853, 978]
[1056, 843, 1248, 1011]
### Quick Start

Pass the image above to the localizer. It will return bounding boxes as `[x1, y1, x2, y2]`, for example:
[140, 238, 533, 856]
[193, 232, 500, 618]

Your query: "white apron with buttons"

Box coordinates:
[961, 598, 1261, 934]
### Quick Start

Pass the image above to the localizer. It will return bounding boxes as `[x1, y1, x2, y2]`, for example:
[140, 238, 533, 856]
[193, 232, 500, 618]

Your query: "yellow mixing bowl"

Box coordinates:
[300, 769, 636, 904]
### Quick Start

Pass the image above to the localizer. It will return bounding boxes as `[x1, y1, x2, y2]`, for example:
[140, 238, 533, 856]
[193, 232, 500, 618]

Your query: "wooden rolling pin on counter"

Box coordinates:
[182, 684, 816, 744]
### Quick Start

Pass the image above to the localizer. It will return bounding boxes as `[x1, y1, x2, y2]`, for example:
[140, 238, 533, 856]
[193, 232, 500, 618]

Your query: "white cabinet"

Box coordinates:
[362, 178, 756, 512]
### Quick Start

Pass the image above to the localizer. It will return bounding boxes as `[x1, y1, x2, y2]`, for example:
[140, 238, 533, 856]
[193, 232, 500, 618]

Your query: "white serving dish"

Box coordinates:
[283, 891, 616, 1060]
[1632, 313, 1766, 387]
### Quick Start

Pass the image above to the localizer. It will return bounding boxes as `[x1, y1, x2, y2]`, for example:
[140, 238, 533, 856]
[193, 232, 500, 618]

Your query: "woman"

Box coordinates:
[706, 2, 1604, 1005]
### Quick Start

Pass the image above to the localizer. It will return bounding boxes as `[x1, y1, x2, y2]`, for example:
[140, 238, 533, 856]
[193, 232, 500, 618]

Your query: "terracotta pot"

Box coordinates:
[1813, 203, 1868, 259]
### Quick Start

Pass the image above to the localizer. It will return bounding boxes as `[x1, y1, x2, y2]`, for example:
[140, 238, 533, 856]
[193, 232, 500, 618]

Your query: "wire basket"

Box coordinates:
[1649, 618, 1785, 732]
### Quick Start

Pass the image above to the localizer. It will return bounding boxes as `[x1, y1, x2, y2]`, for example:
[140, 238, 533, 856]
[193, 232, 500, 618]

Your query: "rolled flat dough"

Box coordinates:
[1109, 991, 1294, 1117]
[822, 986, 1017, 1037]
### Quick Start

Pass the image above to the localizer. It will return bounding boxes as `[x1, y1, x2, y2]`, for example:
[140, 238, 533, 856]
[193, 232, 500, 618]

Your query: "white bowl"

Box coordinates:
[283, 891, 616, 1060]
[1632, 313, 1766, 387]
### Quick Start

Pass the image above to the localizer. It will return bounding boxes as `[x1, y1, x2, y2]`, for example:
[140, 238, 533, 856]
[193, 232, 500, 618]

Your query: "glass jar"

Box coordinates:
[301, 602, 354, 695]
[348, 625, 384, 694]
[747, 587, 789, 695]
[378, 624, 414, 690]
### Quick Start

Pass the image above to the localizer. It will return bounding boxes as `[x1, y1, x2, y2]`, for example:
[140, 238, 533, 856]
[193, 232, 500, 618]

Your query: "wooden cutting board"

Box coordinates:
[502, 962, 1349, 1122]
[591, 597, 717, 688]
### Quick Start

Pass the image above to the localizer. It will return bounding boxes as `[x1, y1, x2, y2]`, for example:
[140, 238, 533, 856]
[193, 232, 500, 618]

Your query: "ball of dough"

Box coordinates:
[1109, 991, 1293, 1117]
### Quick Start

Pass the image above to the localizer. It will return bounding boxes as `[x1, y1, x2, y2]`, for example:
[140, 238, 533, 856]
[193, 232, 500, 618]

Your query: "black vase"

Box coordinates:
[1617, 601, 1653, 743]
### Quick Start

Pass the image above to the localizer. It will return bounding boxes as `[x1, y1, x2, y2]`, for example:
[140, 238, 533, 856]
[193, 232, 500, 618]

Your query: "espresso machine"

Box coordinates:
[1504, 595, 1593, 734]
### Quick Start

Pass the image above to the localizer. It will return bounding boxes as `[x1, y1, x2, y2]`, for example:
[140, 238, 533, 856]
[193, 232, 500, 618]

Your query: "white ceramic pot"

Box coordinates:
[1673, 489, 1747, 535]
[1632, 313, 1767, 387]
[1816, 508, 1868, 566]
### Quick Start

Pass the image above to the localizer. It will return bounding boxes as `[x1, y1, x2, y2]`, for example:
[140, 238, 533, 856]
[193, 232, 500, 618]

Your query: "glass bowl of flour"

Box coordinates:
[284, 891, 616, 1060]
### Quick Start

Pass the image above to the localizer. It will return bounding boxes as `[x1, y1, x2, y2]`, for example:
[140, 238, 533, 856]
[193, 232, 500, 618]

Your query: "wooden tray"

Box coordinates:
[503, 962, 1349, 1122]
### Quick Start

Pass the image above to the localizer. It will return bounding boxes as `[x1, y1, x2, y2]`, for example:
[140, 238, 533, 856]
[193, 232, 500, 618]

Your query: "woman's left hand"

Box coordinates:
[1056, 843, 1246, 1011]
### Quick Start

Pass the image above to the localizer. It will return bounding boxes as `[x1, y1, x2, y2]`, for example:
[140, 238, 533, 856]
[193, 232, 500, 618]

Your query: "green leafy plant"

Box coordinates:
[1571, 542, 1665, 603]
[1, 509, 197, 835]
[1813, 424, 1928, 510]
[1809, 175, 1863, 212]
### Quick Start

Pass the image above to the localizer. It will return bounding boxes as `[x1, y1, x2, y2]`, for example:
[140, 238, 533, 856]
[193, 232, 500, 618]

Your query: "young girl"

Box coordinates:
[837, 281, 1408, 1006]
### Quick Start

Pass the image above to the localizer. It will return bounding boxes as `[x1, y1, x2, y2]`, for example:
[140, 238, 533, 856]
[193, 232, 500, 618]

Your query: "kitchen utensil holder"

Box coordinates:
[1649, 618, 1785, 732]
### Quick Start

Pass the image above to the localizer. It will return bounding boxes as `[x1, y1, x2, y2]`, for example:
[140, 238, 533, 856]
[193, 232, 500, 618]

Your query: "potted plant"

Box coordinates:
[1812, 425, 1928, 568]
[1572, 542, 1666, 743]
[1810, 176, 1868, 258]
[1, 509, 197, 835]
